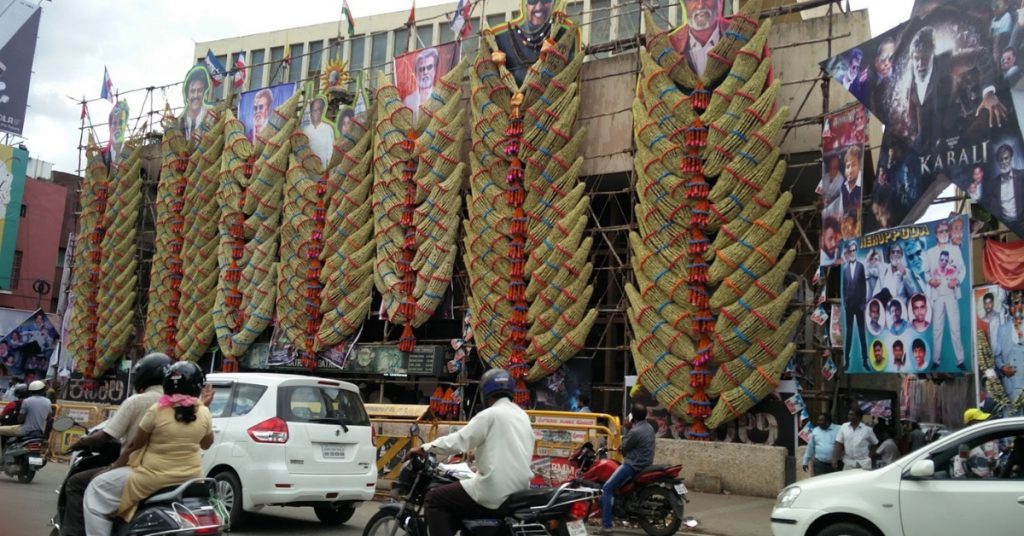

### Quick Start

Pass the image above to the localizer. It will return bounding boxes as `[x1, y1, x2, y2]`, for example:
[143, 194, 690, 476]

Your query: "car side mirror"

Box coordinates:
[908, 459, 935, 478]
[52, 416, 76, 432]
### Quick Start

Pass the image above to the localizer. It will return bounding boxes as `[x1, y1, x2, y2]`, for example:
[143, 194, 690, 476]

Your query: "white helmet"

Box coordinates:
[27, 380, 46, 392]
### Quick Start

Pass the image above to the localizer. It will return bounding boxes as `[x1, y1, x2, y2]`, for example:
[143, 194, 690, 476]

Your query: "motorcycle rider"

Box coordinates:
[0, 380, 51, 443]
[0, 383, 27, 450]
[600, 403, 656, 534]
[84, 360, 214, 535]
[406, 368, 535, 536]
[59, 352, 173, 536]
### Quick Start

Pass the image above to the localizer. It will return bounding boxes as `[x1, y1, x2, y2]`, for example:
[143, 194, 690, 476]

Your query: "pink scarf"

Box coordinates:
[158, 394, 198, 408]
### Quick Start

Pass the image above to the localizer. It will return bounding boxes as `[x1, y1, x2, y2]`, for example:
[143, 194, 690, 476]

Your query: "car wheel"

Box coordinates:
[213, 470, 246, 530]
[314, 502, 356, 525]
[816, 521, 875, 536]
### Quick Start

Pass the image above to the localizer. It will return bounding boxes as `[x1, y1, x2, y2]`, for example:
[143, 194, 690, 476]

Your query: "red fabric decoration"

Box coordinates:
[983, 239, 1024, 290]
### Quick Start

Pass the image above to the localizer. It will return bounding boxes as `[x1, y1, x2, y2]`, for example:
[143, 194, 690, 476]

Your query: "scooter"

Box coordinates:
[1, 432, 47, 483]
[567, 441, 686, 536]
[363, 424, 601, 536]
[48, 416, 226, 536]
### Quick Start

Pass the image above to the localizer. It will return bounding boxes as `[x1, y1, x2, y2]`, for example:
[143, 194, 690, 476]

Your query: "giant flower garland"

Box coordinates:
[371, 62, 467, 352]
[465, 13, 596, 403]
[628, 0, 801, 438]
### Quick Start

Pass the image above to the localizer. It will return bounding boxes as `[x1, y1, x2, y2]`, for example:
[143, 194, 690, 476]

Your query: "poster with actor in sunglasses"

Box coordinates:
[394, 42, 461, 122]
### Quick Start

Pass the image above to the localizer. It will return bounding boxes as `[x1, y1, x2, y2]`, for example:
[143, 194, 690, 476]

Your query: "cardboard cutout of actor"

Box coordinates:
[239, 82, 297, 141]
[300, 94, 337, 168]
[394, 42, 461, 122]
[841, 215, 972, 375]
[824, 0, 1024, 236]
[974, 286, 1024, 416]
[179, 65, 214, 142]
[669, 0, 728, 77]
[491, 0, 578, 86]
[107, 100, 129, 163]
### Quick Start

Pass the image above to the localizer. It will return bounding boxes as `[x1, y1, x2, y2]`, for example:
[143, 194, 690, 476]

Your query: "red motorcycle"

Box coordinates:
[566, 442, 686, 536]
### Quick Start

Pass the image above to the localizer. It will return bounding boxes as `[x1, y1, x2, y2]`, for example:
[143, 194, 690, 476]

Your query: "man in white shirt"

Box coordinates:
[408, 368, 534, 536]
[403, 48, 438, 123]
[833, 408, 878, 470]
[302, 97, 335, 168]
[668, 0, 725, 77]
[925, 221, 966, 371]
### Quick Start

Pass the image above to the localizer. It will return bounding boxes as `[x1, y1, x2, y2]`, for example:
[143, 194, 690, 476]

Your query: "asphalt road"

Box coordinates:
[0, 462, 380, 536]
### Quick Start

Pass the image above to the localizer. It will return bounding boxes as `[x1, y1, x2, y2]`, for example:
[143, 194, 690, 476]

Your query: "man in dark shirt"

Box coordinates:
[599, 404, 656, 533]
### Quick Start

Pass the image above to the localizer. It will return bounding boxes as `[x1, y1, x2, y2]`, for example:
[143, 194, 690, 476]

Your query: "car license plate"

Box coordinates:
[28, 456, 44, 466]
[674, 482, 688, 496]
[567, 520, 587, 536]
[322, 444, 346, 458]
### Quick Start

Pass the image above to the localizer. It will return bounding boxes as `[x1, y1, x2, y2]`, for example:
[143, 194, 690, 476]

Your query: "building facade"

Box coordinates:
[0, 173, 69, 312]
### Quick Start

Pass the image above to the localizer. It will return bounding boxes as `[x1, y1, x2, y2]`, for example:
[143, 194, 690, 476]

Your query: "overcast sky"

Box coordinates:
[15, 0, 909, 175]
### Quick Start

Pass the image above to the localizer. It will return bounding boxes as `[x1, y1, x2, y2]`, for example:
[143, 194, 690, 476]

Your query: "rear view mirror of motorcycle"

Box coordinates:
[52, 416, 77, 433]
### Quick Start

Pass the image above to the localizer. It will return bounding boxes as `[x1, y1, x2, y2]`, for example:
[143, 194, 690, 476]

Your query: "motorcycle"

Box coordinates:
[567, 442, 686, 536]
[48, 416, 226, 536]
[363, 424, 601, 536]
[1, 432, 47, 483]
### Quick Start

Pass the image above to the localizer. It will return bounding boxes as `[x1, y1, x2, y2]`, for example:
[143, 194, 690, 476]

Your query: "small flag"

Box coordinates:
[283, 33, 292, 67]
[80, 102, 87, 120]
[100, 66, 114, 103]
[451, 0, 473, 39]
[204, 50, 226, 87]
[232, 51, 247, 89]
[408, 0, 416, 26]
[342, 0, 355, 37]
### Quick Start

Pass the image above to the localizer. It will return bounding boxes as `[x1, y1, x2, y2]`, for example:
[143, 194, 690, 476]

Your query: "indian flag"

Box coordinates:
[342, 0, 355, 36]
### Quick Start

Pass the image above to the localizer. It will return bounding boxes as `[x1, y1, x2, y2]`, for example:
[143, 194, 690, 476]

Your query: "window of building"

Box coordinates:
[250, 49, 266, 89]
[215, 54, 228, 99]
[288, 43, 304, 83]
[349, 36, 366, 82]
[269, 46, 285, 85]
[486, 14, 505, 31]
[566, 2, 584, 21]
[19, 204, 25, 218]
[615, 0, 641, 42]
[416, 25, 433, 49]
[394, 28, 410, 55]
[462, 18, 481, 58]
[328, 38, 343, 65]
[11, 250, 21, 289]
[439, 21, 454, 44]
[370, 32, 389, 72]
[307, 40, 324, 78]
[589, 0, 612, 56]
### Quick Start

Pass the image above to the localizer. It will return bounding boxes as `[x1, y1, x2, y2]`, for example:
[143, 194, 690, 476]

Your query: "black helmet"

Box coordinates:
[480, 368, 514, 401]
[12, 383, 28, 399]
[162, 361, 205, 397]
[133, 352, 174, 392]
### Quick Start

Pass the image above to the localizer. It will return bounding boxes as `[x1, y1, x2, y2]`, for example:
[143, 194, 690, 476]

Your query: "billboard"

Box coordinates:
[238, 82, 296, 141]
[0, 309, 60, 382]
[974, 286, 1023, 417]
[824, 0, 1024, 237]
[179, 65, 214, 142]
[0, 2, 41, 136]
[393, 41, 461, 123]
[0, 144, 26, 289]
[819, 104, 868, 266]
[840, 215, 972, 374]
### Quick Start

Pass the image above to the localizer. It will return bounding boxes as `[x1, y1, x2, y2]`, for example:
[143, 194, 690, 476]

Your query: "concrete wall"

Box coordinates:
[655, 438, 788, 498]
[0, 178, 68, 312]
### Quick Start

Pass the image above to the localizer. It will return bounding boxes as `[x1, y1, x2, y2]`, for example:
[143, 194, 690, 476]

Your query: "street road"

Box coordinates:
[0, 463, 379, 536]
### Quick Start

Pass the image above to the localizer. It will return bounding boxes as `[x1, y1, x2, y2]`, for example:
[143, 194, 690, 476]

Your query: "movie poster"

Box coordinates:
[866, 130, 924, 232]
[819, 104, 868, 266]
[393, 41, 461, 123]
[0, 2, 42, 136]
[668, 0, 729, 78]
[179, 65, 215, 142]
[238, 82, 296, 141]
[840, 215, 972, 374]
[0, 309, 60, 382]
[0, 144, 26, 289]
[823, 0, 1024, 237]
[973, 285, 1023, 416]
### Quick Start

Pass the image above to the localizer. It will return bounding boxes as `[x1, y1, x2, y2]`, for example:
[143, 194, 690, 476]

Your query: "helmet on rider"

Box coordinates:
[162, 361, 205, 398]
[133, 352, 174, 393]
[12, 383, 28, 399]
[27, 380, 46, 393]
[480, 368, 515, 404]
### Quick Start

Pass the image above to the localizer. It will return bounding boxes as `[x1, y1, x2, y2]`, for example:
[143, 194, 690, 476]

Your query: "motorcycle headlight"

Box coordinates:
[775, 486, 802, 509]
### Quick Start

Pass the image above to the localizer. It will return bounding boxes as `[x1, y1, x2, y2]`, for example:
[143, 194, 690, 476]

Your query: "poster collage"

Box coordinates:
[819, 0, 1024, 416]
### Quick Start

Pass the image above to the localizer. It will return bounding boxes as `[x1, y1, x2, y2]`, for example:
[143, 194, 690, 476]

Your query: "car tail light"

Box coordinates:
[248, 417, 289, 443]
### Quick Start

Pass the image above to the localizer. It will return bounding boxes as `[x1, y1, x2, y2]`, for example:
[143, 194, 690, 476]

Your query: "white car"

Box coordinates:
[771, 416, 1024, 536]
[202, 373, 377, 528]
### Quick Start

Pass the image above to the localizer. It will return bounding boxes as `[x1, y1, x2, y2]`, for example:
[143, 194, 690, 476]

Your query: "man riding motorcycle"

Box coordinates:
[0, 383, 28, 450]
[600, 403, 655, 534]
[0, 380, 51, 443]
[406, 368, 535, 536]
[59, 352, 173, 536]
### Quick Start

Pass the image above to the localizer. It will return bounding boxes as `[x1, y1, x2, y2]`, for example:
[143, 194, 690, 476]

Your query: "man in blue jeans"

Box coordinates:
[600, 404, 656, 533]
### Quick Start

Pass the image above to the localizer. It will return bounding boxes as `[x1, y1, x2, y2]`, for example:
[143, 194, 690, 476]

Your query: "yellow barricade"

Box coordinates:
[47, 402, 118, 462]
[369, 408, 622, 493]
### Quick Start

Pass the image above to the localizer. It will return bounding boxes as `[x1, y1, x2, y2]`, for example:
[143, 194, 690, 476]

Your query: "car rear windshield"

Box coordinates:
[278, 385, 370, 426]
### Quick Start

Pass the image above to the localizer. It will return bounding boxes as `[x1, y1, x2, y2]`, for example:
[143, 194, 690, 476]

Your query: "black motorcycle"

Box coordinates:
[48, 416, 226, 536]
[1, 433, 47, 483]
[363, 424, 600, 536]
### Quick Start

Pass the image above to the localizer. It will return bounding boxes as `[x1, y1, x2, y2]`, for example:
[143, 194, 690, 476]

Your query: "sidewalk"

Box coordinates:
[603, 490, 776, 536]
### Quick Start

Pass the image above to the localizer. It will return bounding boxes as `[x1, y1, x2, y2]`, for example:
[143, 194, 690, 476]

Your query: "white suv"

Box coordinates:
[202, 373, 377, 528]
